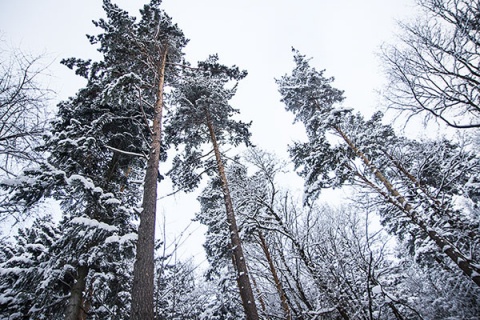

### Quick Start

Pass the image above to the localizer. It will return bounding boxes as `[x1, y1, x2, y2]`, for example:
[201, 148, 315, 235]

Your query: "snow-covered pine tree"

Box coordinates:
[276, 50, 480, 290]
[66, 6, 188, 317]
[0, 216, 62, 319]
[372, 137, 479, 256]
[196, 154, 295, 319]
[105, 2, 189, 319]
[218, 155, 292, 319]
[165, 55, 259, 319]
[1, 1, 186, 318]
[202, 150, 420, 319]
[195, 170, 255, 319]
[2, 67, 140, 319]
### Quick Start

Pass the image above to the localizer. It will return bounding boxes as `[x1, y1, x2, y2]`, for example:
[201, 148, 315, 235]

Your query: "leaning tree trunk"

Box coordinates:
[205, 109, 260, 320]
[257, 231, 291, 320]
[64, 265, 89, 320]
[130, 46, 168, 320]
[334, 125, 480, 287]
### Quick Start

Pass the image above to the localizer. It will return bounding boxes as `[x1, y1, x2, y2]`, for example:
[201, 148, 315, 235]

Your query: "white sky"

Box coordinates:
[0, 0, 416, 265]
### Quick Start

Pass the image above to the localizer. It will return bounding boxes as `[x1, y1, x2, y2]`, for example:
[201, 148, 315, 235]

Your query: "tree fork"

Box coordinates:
[130, 45, 168, 320]
[205, 108, 260, 320]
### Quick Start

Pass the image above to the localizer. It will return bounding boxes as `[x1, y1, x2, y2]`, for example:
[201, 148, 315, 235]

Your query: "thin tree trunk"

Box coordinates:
[259, 198, 350, 319]
[251, 275, 270, 319]
[205, 109, 260, 320]
[257, 231, 291, 320]
[334, 125, 480, 287]
[388, 303, 405, 320]
[64, 265, 88, 320]
[79, 283, 93, 320]
[130, 46, 168, 320]
[382, 149, 477, 237]
[275, 240, 313, 314]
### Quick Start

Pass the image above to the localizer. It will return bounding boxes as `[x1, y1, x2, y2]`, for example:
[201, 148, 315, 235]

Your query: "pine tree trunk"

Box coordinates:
[64, 265, 88, 320]
[130, 46, 168, 320]
[383, 149, 477, 239]
[250, 275, 269, 319]
[205, 109, 260, 320]
[79, 283, 93, 320]
[334, 125, 480, 288]
[257, 231, 291, 320]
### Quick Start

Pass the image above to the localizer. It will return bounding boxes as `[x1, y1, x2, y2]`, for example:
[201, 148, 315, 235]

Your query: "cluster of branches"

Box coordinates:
[195, 147, 480, 319]
[382, 0, 480, 128]
[0, 45, 50, 176]
[1, 0, 480, 319]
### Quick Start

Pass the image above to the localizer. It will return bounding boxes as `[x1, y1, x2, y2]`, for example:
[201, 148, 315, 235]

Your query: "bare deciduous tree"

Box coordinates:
[0, 45, 50, 176]
[382, 0, 480, 129]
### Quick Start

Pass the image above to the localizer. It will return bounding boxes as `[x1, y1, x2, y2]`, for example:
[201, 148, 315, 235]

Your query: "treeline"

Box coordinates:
[1, 0, 480, 319]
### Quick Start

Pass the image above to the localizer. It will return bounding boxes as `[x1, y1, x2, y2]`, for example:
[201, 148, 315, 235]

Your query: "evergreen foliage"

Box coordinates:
[0, 216, 63, 319]
[165, 55, 260, 318]
[0, 0, 187, 318]
[277, 50, 480, 316]
[2, 0, 480, 319]
[165, 55, 250, 191]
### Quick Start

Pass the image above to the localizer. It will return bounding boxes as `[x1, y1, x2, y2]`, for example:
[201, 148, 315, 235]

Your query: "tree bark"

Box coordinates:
[257, 231, 291, 320]
[205, 109, 260, 320]
[334, 125, 480, 287]
[79, 283, 93, 320]
[250, 275, 270, 319]
[382, 149, 477, 237]
[130, 46, 168, 320]
[64, 265, 88, 320]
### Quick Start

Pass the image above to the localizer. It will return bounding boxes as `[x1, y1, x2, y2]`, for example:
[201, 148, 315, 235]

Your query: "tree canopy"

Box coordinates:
[1, 0, 480, 319]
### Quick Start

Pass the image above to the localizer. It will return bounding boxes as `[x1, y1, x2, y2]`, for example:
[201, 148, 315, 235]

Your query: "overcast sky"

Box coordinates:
[0, 0, 416, 265]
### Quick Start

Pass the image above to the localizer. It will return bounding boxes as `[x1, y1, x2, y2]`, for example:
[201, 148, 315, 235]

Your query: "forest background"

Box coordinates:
[0, 0, 416, 263]
[2, 0, 480, 319]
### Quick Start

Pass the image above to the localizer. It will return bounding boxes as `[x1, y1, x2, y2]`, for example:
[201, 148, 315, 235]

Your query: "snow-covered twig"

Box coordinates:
[105, 145, 147, 158]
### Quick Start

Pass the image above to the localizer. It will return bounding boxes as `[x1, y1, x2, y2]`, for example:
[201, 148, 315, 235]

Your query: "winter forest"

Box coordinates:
[1, 0, 480, 319]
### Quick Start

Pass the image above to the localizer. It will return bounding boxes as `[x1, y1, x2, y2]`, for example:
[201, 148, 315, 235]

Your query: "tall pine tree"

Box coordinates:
[1, 1, 187, 318]
[276, 50, 480, 289]
[165, 55, 259, 319]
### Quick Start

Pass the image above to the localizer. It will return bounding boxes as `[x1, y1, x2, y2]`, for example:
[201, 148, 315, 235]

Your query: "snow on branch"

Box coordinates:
[70, 217, 118, 232]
